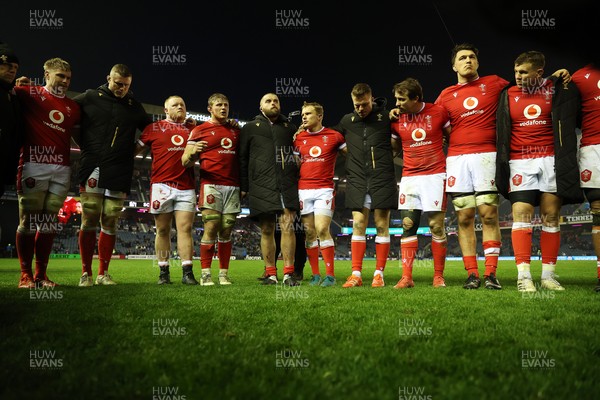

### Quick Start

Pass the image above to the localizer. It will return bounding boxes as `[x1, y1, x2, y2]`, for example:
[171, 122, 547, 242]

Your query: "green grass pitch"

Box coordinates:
[0, 258, 599, 400]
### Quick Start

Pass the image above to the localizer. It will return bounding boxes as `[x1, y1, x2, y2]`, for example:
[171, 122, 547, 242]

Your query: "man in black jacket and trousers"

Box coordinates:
[0, 42, 22, 199]
[73, 64, 153, 287]
[240, 93, 301, 286]
[334, 83, 398, 288]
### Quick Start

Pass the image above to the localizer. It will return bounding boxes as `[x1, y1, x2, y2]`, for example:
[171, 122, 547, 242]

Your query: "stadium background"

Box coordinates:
[1, 0, 599, 261]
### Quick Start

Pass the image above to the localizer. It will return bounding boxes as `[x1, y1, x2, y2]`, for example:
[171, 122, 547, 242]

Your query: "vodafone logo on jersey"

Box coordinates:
[49, 110, 64, 124]
[221, 137, 233, 149]
[411, 128, 427, 141]
[462, 97, 478, 110]
[309, 146, 322, 157]
[597, 79, 600, 90]
[171, 135, 184, 146]
[523, 104, 542, 119]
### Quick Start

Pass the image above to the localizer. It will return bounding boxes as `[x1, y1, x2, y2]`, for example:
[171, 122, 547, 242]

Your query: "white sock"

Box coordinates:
[541, 263, 555, 280]
[517, 263, 531, 280]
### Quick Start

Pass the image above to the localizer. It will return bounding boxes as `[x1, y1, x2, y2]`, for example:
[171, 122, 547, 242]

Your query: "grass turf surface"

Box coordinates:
[0, 258, 599, 400]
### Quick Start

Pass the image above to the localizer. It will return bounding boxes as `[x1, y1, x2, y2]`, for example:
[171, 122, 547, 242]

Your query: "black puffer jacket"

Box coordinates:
[239, 113, 299, 218]
[334, 98, 398, 210]
[0, 79, 22, 196]
[74, 85, 151, 193]
[496, 77, 583, 205]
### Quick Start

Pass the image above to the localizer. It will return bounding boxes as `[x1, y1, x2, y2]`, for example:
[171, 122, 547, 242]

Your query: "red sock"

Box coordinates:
[266, 266, 277, 276]
[34, 231, 56, 281]
[483, 240, 501, 277]
[401, 236, 418, 279]
[306, 244, 320, 275]
[283, 265, 295, 275]
[351, 236, 366, 272]
[375, 236, 390, 271]
[98, 231, 116, 275]
[16, 230, 35, 275]
[217, 240, 232, 270]
[431, 234, 447, 277]
[320, 243, 335, 277]
[540, 228, 560, 265]
[79, 230, 96, 275]
[463, 255, 479, 277]
[511, 223, 532, 265]
[200, 242, 216, 270]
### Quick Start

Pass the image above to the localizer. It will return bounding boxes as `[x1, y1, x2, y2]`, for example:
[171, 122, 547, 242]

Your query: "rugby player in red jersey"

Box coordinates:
[13, 58, 81, 288]
[571, 63, 600, 291]
[137, 95, 198, 285]
[293, 102, 346, 287]
[183, 93, 240, 286]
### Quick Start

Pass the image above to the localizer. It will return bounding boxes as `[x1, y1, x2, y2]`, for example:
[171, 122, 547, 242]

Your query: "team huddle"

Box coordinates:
[1, 42, 599, 292]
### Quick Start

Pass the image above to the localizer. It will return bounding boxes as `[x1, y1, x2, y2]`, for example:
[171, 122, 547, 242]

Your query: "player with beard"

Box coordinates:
[239, 93, 300, 286]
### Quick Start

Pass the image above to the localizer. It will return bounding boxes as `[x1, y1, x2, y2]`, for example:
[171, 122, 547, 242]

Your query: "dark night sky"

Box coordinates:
[2, 1, 598, 126]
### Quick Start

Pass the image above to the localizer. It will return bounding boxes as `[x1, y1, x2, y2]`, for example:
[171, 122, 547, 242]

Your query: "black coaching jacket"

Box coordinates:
[74, 85, 152, 194]
[239, 113, 299, 218]
[334, 98, 398, 210]
[0, 79, 23, 195]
